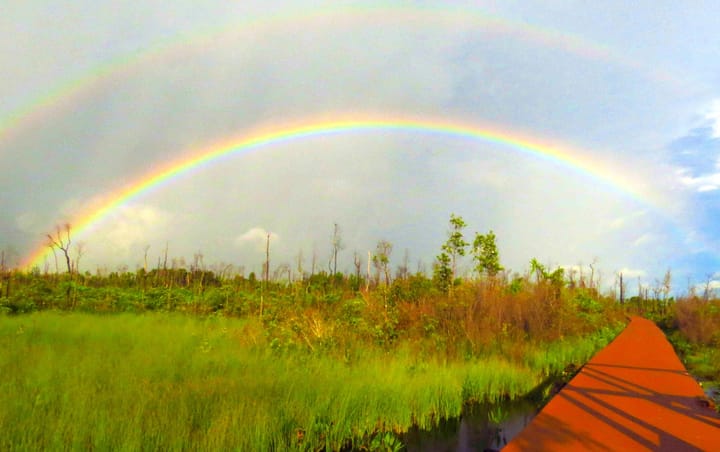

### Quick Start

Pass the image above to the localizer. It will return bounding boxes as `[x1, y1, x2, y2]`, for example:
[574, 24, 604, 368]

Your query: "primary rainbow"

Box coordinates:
[23, 116, 651, 269]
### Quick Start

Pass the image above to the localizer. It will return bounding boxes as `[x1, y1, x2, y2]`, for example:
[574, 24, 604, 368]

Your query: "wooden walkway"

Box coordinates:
[504, 317, 720, 451]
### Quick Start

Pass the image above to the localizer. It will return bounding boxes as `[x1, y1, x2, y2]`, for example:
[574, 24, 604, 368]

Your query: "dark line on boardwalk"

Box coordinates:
[587, 362, 691, 376]
[574, 366, 720, 430]
[557, 390, 674, 450]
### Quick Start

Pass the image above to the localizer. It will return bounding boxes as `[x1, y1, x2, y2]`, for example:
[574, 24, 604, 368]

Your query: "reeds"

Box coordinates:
[0, 311, 618, 450]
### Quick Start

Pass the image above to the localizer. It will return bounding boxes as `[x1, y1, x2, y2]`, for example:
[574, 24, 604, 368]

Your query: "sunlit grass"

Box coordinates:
[0, 311, 617, 450]
[523, 323, 623, 375]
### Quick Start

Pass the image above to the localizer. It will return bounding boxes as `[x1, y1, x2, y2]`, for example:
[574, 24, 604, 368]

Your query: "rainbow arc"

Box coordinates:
[0, 6, 683, 148]
[23, 116, 653, 269]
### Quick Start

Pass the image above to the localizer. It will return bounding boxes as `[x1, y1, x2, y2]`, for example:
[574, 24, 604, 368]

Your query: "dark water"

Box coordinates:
[402, 399, 540, 451]
[700, 380, 720, 407]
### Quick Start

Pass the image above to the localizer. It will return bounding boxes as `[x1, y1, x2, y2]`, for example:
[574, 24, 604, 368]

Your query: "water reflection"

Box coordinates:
[403, 399, 539, 451]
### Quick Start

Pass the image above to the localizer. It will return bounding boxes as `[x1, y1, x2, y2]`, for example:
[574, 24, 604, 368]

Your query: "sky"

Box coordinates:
[1, 1, 720, 294]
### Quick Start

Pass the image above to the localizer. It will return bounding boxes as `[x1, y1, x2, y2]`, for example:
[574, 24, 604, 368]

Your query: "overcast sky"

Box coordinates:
[2, 1, 719, 293]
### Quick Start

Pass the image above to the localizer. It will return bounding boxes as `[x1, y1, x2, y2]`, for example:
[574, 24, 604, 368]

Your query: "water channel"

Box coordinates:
[400, 375, 719, 450]
[402, 398, 540, 451]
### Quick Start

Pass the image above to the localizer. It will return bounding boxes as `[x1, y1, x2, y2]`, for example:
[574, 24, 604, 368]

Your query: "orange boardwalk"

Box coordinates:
[504, 317, 720, 451]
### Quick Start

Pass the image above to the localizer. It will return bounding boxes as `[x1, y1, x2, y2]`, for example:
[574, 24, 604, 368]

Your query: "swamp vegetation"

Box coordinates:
[0, 265, 626, 450]
[0, 219, 718, 450]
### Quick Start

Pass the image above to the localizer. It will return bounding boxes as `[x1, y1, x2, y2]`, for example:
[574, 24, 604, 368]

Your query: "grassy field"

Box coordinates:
[0, 311, 621, 450]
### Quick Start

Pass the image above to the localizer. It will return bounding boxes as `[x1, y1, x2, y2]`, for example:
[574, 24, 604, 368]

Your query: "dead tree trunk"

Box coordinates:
[46, 223, 73, 274]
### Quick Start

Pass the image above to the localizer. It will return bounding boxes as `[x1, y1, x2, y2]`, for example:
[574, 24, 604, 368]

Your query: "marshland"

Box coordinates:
[1, 217, 717, 450]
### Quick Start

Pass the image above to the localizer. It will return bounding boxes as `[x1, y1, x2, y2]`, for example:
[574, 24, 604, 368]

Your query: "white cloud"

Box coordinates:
[91, 204, 170, 258]
[693, 279, 720, 296]
[235, 227, 279, 251]
[673, 111, 720, 193]
[617, 267, 647, 279]
[698, 184, 719, 192]
[709, 280, 720, 290]
[679, 169, 720, 192]
[560, 264, 592, 277]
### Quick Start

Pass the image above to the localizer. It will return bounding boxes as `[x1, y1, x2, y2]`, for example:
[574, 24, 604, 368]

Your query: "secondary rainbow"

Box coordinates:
[0, 5, 683, 148]
[23, 116, 650, 269]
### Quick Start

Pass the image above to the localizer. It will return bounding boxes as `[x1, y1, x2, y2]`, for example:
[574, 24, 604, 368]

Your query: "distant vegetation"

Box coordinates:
[651, 297, 720, 386]
[0, 214, 717, 450]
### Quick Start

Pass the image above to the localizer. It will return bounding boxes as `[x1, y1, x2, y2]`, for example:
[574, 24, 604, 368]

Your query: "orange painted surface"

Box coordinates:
[504, 317, 720, 451]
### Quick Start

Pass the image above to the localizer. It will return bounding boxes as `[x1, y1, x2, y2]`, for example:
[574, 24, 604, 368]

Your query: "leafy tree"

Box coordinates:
[530, 258, 564, 286]
[442, 214, 468, 281]
[530, 258, 546, 283]
[472, 230, 503, 277]
[433, 252, 452, 293]
[434, 214, 468, 293]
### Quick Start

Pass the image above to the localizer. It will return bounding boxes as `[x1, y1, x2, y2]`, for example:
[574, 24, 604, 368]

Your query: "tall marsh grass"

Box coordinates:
[0, 311, 619, 450]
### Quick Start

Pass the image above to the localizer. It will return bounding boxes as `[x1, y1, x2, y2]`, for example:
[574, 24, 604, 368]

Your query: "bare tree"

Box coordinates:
[353, 251, 362, 283]
[396, 249, 410, 280]
[273, 263, 291, 283]
[143, 245, 150, 273]
[171, 257, 185, 270]
[192, 252, 205, 271]
[367, 251, 372, 291]
[264, 232, 271, 285]
[686, 275, 696, 298]
[73, 242, 85, 274]
[46, 223, 73, 274]
[662, 268, 672, 301]
[329, 223, 344, 275]
[567, 267, 577, 290]
[615, 271, 626, 303]
[296, 249, 304, 281]
[311, 245, 317, 278]
[162, 242, 169, 271]
[259, 233, 271, 320]
[588, 259, 597, 290]
[212, 263, 235, 281]
[702, 273, 715, 301]
[652, 282, 663, 301]
[191, 251, 206, 290]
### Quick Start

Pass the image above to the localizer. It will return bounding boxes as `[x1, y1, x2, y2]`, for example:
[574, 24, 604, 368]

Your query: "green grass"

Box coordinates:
[523, 323, 624, 375]
[0, 311, 619, 450]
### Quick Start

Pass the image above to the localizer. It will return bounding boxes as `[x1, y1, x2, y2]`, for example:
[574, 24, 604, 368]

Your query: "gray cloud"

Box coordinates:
[2, 1, 719, 284]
